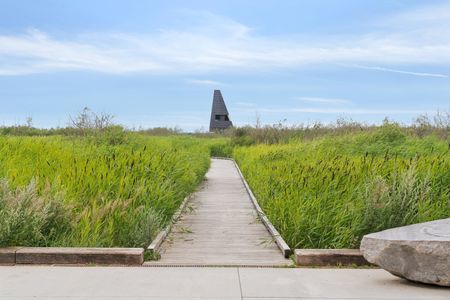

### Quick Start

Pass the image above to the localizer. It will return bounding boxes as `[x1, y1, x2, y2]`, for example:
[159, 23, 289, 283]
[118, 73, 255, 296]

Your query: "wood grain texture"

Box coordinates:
[0, 247, 21, 264]
[15, 247, 144, 265]
[152, 159, 292, 266]
[295, 249, 370, 266]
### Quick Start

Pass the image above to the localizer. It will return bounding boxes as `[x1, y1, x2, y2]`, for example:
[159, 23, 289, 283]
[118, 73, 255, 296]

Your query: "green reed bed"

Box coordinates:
[234, 126, 449, 249]
[0, 135, 214, 247]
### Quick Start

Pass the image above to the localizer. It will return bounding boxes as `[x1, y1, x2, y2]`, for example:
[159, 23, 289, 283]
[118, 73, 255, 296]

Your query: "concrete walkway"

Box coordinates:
[0, 266, 448, 299]
[153, 158, 290, 266]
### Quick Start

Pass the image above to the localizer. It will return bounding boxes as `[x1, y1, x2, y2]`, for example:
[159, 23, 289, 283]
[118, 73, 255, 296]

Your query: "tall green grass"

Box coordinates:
[0, 135, 215, 247]
[1, 119, 448, 250]
[234, 125, 449, 249]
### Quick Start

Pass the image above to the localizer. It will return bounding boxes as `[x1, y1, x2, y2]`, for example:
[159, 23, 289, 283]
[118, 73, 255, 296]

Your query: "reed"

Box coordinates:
[0, 135, 219, 247]
[233, 125, 449, 249]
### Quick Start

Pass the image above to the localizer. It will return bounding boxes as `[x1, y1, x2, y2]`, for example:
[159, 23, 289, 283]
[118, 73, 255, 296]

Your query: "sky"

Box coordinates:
[0, 0, 449, 131]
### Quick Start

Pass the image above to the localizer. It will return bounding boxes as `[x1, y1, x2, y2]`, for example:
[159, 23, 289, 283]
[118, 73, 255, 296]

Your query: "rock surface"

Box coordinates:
[360, 218, 450, 286]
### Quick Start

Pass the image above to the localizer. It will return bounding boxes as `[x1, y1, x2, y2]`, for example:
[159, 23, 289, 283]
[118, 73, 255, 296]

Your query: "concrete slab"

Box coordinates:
[0, 298, 238, 300]
[0, 266, 241, 299]
[0, 266, 448, 299]
[239, 268, 450, 299]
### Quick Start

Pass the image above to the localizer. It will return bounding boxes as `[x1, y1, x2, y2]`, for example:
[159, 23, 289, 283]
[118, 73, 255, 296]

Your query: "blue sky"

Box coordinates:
[0, 0, 449, 131]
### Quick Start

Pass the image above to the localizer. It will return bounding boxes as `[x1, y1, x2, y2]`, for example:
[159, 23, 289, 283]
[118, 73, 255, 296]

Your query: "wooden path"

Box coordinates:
[151, 158, 291, 266]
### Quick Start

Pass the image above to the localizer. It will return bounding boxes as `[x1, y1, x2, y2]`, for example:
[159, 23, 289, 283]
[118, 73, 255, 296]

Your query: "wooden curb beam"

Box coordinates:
[232, 159, 292, 258]
[1, 247, 143, 265]
[0, 247, 21, 265]
[295, 249, 370, 266]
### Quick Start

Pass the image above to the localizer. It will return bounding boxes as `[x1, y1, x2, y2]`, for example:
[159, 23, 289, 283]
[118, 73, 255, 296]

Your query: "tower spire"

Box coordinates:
[209, 90, 232, 131]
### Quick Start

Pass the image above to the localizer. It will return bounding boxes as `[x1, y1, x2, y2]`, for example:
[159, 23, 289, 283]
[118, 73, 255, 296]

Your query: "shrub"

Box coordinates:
[0, 179, 72, 246]
[209, 141, 233, 157]
[95, 125, 127, 145]
[360, 166, 430, 234]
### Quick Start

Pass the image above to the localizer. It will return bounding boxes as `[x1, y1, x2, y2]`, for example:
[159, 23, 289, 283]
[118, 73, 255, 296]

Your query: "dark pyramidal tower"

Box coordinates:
[209, 90, 232, 131]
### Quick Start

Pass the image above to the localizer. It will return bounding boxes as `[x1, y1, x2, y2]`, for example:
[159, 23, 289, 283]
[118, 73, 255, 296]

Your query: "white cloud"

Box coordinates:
[296, 97, 352, 104]
[0, 29, 164, 75]
[258, 107, 434, 115]
[186, 79, 225, 86]
[1, 5, 450, 76]
[349, 65, 448, 78]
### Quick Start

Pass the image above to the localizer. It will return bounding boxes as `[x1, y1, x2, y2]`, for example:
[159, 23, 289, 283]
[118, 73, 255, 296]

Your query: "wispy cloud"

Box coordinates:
[258, 107, 434, 115]
[1, 4, 450, 76]
[349, 65, 448, 78]
[186, 79, 225, 86]
[296, 97, 352, 104]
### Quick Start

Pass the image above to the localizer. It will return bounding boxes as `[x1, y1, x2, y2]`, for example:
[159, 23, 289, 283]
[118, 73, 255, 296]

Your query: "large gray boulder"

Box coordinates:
[360, 218, 450, 286]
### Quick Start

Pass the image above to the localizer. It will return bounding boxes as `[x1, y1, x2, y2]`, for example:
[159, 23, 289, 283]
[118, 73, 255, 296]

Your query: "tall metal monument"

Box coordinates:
[209, 90, 232, 131]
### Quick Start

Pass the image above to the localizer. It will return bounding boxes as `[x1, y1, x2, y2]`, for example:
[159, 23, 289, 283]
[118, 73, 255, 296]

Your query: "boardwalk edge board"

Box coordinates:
[231, 158, 292, 258]
[147, 191, 196, 254]
[1, 247, 144, 265]
[295, 249, 371, 266]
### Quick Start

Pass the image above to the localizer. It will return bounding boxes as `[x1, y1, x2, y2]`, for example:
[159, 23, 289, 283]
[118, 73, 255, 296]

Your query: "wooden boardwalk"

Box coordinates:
[151, 158, 291, 266]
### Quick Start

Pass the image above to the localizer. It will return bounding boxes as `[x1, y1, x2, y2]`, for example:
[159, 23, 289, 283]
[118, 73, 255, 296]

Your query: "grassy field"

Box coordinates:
[0, 117, 448, 250]
[234, 124, 449, 249]
[0, 134, 228, 247]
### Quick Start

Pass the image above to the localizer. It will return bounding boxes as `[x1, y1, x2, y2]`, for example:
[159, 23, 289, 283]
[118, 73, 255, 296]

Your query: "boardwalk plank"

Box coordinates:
[152, 158, 291, 266]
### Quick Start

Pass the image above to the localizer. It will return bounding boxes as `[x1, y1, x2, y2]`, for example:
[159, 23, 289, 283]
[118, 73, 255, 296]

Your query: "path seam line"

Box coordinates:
[237, 267, 244, 300]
